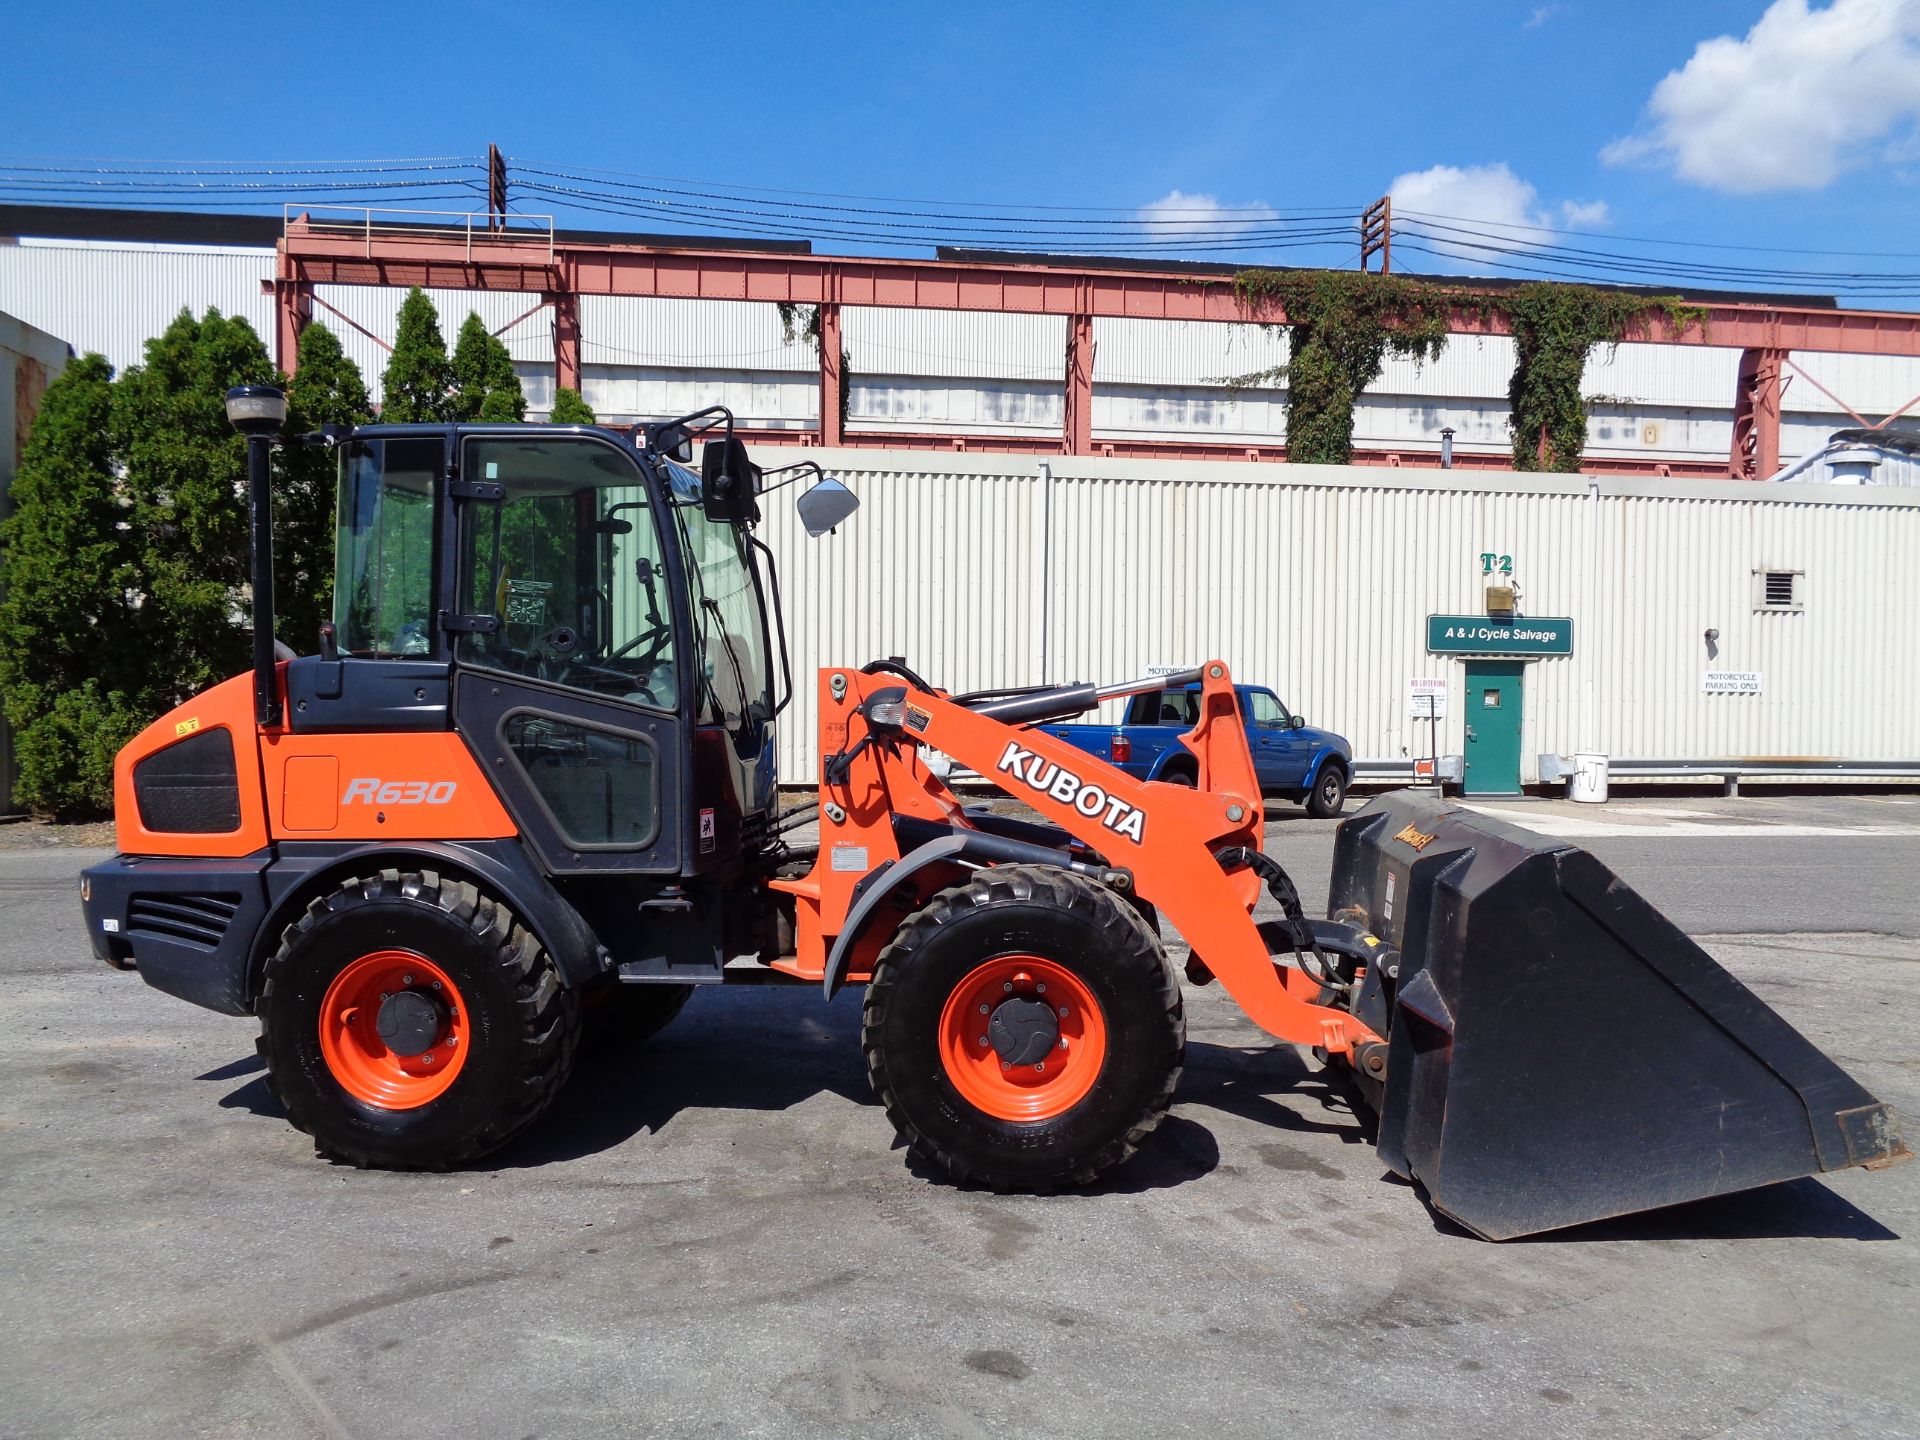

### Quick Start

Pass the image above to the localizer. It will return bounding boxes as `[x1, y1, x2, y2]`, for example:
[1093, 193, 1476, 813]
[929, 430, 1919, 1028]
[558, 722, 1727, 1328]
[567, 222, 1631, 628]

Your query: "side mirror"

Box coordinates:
[701, 437, 760, 525]
[796, 477, 860, 537]
[1290, 714, 1307, 729]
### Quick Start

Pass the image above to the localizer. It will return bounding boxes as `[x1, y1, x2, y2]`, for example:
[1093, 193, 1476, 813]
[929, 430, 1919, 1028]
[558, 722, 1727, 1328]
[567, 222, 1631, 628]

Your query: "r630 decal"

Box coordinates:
[341, 779, 458, 805]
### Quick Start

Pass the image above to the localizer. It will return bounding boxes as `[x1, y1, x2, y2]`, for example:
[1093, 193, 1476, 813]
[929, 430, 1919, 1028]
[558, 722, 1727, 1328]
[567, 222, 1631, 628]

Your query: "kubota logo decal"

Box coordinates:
[1393, 823, 1438, 852]
[342, 779, 459, 805]
[995, 741, 1146, 844]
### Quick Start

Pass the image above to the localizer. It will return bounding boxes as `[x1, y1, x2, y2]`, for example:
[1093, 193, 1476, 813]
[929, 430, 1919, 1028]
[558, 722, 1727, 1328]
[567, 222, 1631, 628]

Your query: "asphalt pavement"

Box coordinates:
[2, 793, 1917, 1439]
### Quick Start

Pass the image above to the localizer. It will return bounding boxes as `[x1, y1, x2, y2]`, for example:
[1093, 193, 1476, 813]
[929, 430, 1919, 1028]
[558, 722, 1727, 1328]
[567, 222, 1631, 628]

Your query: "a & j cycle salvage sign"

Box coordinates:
[1426, 615, 1574, 656]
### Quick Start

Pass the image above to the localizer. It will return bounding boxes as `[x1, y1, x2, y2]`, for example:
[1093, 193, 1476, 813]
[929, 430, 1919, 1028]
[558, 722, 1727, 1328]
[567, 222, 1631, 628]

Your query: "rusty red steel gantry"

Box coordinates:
[273, 215, 1920, 480]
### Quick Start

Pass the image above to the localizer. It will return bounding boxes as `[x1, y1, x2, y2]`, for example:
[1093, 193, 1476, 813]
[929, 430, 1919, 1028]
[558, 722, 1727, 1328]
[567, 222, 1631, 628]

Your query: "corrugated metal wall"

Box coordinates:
[0, 241, 274, 376]
[760, 450, 1920, 783]
[6, 242, 1920, 467]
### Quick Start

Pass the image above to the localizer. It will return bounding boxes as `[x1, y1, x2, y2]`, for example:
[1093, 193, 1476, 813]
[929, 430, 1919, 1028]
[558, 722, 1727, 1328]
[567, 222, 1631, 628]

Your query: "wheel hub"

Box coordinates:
[988, 995, 1059, 1067]
[375, 989, 445, 1057]
[318, 949, 468, 1110]
[936, 956, 1109, 1122]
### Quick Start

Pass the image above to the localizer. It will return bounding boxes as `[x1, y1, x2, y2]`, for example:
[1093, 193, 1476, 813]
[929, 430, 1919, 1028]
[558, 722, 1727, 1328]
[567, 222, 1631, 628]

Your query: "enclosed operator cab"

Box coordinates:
[81, 417, 845, 1019]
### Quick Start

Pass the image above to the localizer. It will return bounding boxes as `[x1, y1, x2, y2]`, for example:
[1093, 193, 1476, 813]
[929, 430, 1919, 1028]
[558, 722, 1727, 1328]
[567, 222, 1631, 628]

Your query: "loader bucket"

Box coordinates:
[1326, 792, 1907, 1240]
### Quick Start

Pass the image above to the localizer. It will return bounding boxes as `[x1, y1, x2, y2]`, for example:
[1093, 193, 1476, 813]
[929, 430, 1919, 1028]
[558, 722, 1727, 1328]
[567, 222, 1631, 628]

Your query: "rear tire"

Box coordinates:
[258, 869, 581, 1169]
[1159, 764, 1197, 788]
[1305, 762, 1348, 818]
[863, 865, 1183, 1190]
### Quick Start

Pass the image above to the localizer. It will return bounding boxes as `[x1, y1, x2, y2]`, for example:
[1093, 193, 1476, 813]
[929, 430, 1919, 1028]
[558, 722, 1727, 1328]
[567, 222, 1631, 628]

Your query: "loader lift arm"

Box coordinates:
[772, 659, 1381, 1057]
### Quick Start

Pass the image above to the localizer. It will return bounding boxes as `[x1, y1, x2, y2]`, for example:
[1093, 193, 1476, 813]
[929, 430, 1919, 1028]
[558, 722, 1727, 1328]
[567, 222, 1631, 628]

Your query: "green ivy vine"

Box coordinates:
[1227, 270, 1704, 472]
[1500, 284, 1702, 470]
[1231, 270, 1459, 465]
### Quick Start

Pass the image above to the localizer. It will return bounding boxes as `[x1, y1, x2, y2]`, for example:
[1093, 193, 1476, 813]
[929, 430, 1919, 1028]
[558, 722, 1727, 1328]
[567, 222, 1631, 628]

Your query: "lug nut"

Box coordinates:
[979, 1003, 989, 1014]
[419, 1054, 433, 1065]
[1059, 1006, 1069, 1017]
[1059, 1038, 1069, 1050]
[431, 980, 442, 990]
[1003, 982, 1013, 993]
[1001, 1061, 1011, 1071]
[1034, 1062, 1045, 1073]
[979, 1036, 989, 1048]
[402, 974, 414, 986]
[1036, 983, 1046, 994]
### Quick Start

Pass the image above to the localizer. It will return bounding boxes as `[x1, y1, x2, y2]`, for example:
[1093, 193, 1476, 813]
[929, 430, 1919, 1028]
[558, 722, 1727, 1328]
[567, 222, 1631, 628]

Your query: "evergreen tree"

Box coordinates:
[278, 323, 372, 648]
[0, 355, 148, 813]
[113, 308, 277, 703]
[549, 387, 596, 424]
[452, 311, 526, 422]
[382, 287, 454, 422]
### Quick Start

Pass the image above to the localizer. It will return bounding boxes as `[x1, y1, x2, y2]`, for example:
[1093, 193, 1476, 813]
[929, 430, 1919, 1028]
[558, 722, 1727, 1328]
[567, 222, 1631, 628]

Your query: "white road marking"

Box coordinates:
[1461, 804, 1920, 839]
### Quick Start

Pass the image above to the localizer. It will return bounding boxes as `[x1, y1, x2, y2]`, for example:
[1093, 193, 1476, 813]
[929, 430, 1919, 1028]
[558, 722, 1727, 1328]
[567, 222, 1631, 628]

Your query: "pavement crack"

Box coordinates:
[262, 1337, 359, 1440]
[272, 1269, 515, 1345]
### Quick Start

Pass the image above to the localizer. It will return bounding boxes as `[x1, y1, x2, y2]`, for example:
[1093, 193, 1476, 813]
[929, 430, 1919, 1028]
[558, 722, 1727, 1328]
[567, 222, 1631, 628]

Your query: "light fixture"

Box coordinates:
[224, 384, 287, 435]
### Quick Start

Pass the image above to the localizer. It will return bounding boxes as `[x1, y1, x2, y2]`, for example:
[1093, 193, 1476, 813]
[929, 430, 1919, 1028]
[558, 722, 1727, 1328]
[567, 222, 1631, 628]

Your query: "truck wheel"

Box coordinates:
[1159, 764, 1197, 788]
[1305, 763, 1348, 818]
[863, 865, 1183, 1190]
[258, 869, 581, 1169]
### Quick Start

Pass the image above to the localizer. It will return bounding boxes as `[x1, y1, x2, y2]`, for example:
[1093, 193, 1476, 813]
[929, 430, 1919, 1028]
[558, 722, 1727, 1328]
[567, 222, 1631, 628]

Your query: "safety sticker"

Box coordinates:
[699, 807, 717, 852]
[830, 844, 869, 872]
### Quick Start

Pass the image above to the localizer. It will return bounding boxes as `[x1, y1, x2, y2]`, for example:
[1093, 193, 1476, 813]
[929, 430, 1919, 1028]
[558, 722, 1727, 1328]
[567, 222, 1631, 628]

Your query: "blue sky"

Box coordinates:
[4, 1, 1919, 302]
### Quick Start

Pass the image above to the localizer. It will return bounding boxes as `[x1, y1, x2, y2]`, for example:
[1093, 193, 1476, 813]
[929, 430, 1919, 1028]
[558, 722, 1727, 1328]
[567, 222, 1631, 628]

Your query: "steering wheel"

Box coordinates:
[529, 625, 582, 682]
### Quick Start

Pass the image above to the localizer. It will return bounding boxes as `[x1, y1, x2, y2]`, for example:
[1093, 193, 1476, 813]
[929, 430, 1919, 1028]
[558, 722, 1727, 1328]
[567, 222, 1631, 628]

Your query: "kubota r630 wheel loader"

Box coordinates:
[79, 397, 1908, 1239]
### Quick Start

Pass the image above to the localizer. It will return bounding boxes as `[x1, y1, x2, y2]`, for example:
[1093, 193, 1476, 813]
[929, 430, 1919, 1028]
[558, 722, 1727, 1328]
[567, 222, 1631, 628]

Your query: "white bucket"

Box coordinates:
[1569, 752, 1609, 804]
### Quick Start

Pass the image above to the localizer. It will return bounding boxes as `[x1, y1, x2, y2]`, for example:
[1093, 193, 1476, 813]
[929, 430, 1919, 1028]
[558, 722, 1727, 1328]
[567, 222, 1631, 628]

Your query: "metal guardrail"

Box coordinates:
[284, 205, 556, 264]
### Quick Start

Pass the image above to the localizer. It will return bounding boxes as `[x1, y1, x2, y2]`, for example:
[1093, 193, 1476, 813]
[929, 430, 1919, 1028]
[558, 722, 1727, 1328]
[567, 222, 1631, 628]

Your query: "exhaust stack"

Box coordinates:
[224, 385, 286, 728]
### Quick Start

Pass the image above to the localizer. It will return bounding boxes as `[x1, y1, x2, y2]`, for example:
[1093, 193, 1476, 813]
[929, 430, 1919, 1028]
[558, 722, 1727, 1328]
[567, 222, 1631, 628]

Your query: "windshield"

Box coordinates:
[658, 460, 773, 733]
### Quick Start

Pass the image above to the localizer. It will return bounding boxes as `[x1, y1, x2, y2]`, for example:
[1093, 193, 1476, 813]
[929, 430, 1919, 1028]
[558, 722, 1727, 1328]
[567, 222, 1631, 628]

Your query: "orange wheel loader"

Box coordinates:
[78, 394, 1908, 1238]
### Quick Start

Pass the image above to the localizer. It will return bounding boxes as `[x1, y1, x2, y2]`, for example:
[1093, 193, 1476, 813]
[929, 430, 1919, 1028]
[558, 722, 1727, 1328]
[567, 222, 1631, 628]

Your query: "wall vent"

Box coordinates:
[1753, 568, 1804, 613]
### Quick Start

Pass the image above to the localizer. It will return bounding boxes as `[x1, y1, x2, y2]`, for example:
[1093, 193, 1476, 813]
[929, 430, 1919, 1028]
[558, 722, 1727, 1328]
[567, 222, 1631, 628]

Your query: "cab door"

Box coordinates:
[448, 433, 687, 875]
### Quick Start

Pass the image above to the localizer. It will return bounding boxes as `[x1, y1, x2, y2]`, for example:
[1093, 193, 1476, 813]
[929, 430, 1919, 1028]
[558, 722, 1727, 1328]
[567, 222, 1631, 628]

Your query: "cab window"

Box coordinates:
[1248, 691, 1288, 727]
[335, 438, 440, 657]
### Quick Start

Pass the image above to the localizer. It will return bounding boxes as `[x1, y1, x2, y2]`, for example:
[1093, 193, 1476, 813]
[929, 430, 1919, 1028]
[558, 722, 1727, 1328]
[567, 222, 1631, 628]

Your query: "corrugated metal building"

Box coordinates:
[759, 450, 1920, 788]
[5, 219, 1919, 471]
[0, 310, 73, 810]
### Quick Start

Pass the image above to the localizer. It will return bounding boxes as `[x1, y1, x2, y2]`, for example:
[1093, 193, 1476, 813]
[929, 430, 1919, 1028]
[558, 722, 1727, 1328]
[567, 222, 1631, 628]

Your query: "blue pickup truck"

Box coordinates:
[1043, 682, 1353, 817]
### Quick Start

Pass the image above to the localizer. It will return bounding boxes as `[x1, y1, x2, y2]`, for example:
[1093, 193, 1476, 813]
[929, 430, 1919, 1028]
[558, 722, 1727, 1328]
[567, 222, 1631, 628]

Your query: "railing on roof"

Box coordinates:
[283, 205, 555, 266]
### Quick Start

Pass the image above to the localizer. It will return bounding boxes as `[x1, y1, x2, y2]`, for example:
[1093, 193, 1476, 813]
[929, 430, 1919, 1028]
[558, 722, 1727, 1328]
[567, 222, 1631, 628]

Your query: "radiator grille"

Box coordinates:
[133, 728, 241, 834]
[127, 893, 242, 949]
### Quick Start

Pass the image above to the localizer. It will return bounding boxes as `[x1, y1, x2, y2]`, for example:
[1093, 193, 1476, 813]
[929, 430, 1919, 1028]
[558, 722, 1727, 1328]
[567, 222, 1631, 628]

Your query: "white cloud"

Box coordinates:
[1560, 198, 1611, 226]
[1386, 162, 1608, 269]
[1525, 5, 1561, 29]
[1602, 0, 1920, 193]
[1137, 189, 1278, 239]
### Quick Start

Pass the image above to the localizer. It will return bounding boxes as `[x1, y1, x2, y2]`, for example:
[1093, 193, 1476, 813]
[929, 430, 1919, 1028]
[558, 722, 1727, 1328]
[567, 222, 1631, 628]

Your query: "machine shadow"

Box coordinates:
[1492, 1175, 1902, 1244]
[484, 986, 877, 1169]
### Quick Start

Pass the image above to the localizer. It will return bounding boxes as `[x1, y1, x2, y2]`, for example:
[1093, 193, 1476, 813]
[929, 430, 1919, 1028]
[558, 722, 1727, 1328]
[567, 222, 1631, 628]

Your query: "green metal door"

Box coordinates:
[1462, 660, 1524, 796]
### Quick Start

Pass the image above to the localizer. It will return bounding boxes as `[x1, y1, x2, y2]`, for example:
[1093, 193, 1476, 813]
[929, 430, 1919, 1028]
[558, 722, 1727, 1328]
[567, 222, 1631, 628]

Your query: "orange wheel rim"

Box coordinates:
[318, 949, 468, 1109]
[937, 955, 1107, 1122]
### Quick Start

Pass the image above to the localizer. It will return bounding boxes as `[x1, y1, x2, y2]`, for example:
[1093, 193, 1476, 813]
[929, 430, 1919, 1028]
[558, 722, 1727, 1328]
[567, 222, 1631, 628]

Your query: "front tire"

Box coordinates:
[863, 866, 1183, 1190]
[258, 869, 581, 1169]
[1305, 762, 1348, 818]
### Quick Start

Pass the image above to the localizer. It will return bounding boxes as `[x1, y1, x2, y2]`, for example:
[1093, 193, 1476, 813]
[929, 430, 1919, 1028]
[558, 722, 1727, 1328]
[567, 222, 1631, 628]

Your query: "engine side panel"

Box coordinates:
[114, 673, 271, 859]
